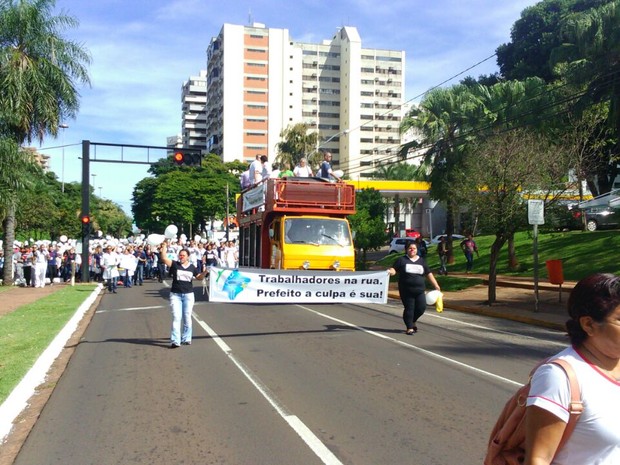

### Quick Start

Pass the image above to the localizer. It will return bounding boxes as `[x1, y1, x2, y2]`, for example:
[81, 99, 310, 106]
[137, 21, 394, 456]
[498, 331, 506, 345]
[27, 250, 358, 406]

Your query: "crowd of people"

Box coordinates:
[239, 151, 340, 191]
[0, 236, 240, 291]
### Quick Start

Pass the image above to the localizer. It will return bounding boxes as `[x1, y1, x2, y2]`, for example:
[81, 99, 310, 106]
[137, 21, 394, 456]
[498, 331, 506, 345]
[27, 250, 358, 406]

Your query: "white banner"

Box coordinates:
[208, 267, 389, 304]
[242, 185, 264, 212]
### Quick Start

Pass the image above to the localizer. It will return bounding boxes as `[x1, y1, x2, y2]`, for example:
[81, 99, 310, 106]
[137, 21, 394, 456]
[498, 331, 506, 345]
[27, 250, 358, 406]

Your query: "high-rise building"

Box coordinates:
[205, 23, 404, 178]
[181, 70, 208, 152]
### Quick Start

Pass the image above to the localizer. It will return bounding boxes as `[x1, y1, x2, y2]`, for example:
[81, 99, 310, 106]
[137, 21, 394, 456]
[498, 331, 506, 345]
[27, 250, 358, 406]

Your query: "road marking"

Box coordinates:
[97, 305, 167, 313]
[427, 313, 566, 347]
[298, 305, 523, 387]
[192, 312, 343, 465]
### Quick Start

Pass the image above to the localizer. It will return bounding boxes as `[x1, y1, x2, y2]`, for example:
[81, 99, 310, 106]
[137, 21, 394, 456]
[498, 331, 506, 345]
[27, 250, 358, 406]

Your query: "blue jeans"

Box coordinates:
[464, 252, 474, 272]
[170, 292, 195, 345]
[134, 264, 144, 285]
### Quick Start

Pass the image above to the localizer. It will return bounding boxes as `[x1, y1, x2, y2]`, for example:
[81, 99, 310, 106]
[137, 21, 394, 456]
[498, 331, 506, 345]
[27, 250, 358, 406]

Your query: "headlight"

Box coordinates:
[302, 261, 310, 270]
[332, 260, 340, 270]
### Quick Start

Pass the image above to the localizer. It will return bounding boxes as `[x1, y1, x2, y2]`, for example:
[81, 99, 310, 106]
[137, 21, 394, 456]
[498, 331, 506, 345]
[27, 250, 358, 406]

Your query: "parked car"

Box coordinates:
[404, 228, 421, 239]
[429, 234, 465, 245]
[574, 205, 620, 231]
[388, 237, 415, 254]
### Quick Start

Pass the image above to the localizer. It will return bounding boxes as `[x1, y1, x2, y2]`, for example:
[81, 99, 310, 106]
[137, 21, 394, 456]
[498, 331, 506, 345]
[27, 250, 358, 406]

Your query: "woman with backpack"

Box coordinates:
[524, 273, 620, 464]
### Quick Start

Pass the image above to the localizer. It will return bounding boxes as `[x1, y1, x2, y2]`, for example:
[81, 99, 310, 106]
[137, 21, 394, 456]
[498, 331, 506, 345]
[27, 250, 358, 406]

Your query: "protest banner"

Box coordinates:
[208, 267, 389, 304]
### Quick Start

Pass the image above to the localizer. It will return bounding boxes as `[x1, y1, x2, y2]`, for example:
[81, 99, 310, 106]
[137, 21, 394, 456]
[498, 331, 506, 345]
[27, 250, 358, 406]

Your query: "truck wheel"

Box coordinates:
[586, 219, 598, 231]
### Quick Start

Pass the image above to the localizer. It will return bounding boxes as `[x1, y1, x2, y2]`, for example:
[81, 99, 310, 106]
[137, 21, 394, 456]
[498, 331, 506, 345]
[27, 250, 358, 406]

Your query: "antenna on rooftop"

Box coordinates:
[248, 9, 253, 25]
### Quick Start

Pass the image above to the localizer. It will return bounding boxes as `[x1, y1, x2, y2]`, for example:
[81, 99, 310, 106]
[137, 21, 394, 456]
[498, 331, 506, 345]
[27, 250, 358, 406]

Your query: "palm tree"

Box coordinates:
[275, 123, 318, 172]
[371, 162, 428, 181]
[552, 0, 620, 194]
[0, 0, 91, 285]
[399, 84, 480, 262]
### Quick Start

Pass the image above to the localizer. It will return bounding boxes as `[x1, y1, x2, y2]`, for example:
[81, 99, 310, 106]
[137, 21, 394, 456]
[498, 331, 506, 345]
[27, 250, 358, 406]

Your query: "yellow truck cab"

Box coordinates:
[237, 177, 356, 271]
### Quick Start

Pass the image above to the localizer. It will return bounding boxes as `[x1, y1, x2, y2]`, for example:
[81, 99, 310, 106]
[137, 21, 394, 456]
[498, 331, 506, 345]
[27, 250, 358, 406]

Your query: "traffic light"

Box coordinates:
[81, 215, 91, 238]
[172, 150, 202, 167]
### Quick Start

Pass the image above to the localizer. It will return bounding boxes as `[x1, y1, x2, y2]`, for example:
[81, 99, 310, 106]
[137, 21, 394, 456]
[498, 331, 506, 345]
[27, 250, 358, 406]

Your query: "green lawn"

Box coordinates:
[0, 285, 97, 404]
[375, 229, 620, 290]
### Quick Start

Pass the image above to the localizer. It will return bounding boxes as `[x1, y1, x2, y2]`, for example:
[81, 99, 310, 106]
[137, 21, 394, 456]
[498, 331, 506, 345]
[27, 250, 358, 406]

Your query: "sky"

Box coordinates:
[37, 0, 541, 215]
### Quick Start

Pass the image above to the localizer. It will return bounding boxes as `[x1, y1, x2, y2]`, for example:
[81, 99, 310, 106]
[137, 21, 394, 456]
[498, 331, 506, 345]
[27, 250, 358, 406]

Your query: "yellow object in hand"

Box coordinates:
[435, 295, 444, 313]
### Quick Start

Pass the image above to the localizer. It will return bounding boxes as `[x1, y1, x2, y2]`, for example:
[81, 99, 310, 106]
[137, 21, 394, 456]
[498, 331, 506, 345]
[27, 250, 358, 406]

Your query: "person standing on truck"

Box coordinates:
[260, 155, 271, 180]
[293, 157, 313, 177]
[159, 243, 206, 348]
[249, 154, 262, 185]
[319, 151, 341, 182]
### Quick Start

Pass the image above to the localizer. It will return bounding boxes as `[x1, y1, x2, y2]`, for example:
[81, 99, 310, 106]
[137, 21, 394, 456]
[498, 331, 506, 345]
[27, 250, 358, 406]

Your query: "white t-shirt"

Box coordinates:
[527, 346, 620, 464]
[249, 159, 261, 184]
[294, 165, 312, 177]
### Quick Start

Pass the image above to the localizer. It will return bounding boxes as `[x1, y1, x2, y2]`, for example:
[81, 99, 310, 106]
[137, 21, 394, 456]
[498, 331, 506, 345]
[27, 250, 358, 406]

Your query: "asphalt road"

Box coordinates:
[12, 280, 567, 465]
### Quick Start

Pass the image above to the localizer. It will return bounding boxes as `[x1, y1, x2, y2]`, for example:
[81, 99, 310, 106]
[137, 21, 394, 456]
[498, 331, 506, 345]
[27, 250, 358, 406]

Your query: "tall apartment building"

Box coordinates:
[205, 23, 404, 178]
[181, 70, 208, 152]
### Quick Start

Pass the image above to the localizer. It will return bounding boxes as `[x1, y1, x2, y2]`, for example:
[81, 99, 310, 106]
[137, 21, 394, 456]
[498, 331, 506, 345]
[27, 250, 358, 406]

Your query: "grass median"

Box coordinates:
[0, 284, 97, 404]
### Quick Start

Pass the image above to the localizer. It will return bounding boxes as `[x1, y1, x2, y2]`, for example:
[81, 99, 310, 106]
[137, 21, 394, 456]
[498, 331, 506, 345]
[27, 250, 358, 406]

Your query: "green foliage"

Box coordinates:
[350, 189, 387, 261]
[0, 0, 91, 144]
[379, 229, 620, 281]
[275, 123, 319, 170]
[371, 162, 428, 181]
[0, 0, 91, 285]
[132, 153, 241, 234]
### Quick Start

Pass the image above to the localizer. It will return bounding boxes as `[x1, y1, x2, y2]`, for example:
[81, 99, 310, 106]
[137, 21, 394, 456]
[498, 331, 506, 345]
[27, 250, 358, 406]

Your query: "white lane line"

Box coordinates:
[192, 312, 343, 465]
[298, 305, 523, 388]
[97, 305, 167, 313]
[426, 313, 566, 347]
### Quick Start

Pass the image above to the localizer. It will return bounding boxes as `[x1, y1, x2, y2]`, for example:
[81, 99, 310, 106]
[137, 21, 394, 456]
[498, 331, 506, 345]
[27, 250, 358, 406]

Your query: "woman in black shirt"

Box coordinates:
[387, 242, 441, 334]
[160, 243, 206, 348]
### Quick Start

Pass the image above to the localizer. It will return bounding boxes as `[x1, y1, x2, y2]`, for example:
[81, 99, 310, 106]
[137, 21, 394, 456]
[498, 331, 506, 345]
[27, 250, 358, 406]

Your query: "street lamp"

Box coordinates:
[318, 128, 350, 150]
[59, 123, 68, 193]
[91, 173, 97, 190]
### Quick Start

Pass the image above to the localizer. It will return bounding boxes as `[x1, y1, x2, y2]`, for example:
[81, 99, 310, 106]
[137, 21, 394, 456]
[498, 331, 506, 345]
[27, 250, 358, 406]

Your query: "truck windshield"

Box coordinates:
[284, 218, 352, 247]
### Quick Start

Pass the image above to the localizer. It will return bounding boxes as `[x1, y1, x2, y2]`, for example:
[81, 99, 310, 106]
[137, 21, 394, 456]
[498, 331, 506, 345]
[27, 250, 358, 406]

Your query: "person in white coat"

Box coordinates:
[33, 244, 50, 288]
[101, 245, 121, 293]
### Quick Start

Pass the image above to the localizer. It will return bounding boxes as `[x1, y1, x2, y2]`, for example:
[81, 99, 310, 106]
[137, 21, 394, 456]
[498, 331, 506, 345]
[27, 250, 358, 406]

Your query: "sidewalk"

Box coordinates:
[388, 273, 574, 331]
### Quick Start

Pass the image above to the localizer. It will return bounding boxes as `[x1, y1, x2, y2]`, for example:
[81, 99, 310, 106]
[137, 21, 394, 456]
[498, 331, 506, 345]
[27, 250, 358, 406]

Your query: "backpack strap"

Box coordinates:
[549, 359, 583, 452]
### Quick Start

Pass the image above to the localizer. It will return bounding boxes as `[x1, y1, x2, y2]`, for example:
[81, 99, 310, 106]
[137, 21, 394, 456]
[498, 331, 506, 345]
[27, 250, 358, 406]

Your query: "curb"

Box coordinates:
[387, 291, 564, 331]
[0, 284, 104, 444]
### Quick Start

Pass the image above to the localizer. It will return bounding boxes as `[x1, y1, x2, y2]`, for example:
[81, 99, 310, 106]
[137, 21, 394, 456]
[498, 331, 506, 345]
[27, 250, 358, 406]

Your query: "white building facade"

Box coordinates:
[205, 23, 405, 178]
[181, 70, 208, 152]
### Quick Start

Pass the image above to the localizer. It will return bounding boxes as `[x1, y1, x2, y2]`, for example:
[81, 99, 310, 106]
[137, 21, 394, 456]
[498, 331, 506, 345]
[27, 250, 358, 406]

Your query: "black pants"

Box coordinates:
[23, 266, 32, 286]
[400, 291, 426, 330]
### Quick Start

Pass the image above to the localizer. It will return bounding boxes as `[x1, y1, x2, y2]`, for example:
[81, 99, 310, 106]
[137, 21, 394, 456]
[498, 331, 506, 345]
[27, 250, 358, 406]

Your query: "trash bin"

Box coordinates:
[545, 259, 564, 302]
[545, 259, 564, 285]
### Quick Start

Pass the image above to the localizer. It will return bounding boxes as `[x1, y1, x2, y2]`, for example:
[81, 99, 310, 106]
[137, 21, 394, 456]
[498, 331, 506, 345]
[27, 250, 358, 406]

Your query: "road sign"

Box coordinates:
[528, 199, 544, 225]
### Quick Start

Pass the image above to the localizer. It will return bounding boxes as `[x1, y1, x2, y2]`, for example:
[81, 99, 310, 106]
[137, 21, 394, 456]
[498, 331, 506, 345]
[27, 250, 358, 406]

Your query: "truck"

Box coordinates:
[236, 177, 356, 271]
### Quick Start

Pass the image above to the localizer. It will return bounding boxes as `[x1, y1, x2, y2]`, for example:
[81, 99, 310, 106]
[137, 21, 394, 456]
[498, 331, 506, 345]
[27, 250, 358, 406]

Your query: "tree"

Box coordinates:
[371, 162, 428, 181]
[455, 129, 571, 304]
[132, 154, 242, 235]
[349, 188, 386, 269]
[0, 0, 91, 285]
[496, 0, 612, 82]
[275, 123, 318, 171]
[400, 85, 480, 263]
[551, 0, 620, 194]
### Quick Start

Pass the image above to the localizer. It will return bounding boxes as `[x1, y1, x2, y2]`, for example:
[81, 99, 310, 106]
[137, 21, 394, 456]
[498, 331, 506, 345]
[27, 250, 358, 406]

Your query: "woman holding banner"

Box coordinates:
[160, 242, 206, 348]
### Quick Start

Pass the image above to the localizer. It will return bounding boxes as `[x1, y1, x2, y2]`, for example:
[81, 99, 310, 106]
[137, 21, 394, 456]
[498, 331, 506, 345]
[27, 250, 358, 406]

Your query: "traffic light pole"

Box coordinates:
[77, 140, 200, 284]
[81, 140, 90, 283]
